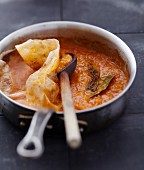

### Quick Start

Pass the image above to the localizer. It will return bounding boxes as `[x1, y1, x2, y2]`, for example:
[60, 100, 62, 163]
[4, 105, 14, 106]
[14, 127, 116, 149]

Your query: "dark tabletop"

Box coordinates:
[0, 0, 143, 169]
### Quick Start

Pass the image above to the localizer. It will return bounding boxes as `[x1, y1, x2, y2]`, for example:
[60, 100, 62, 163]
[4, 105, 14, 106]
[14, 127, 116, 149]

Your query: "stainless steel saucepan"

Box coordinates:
[0, 21, 136, 158]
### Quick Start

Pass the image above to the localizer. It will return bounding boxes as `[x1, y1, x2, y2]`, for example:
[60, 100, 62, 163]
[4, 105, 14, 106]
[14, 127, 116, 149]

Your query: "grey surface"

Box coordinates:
[0, 0, 144, 170]
[118, 33, 143, 114]
[62, 0, 144, 33]
[0, 116, 69, 170]
[69, 113, 144, 170]
[0, 0, 61, 39]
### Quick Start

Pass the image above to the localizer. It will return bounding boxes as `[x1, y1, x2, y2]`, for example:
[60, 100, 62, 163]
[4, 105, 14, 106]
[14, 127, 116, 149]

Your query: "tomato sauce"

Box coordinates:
[3, 38, 129, 110]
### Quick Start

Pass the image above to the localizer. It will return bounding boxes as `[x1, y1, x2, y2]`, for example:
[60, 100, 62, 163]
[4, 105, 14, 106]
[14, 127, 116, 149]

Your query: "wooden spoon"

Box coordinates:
[57, 53, 82, 148]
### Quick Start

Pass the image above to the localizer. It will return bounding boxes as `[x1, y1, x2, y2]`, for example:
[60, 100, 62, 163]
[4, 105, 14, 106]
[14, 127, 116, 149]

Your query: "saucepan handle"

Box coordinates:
[17, 109, 53, 158]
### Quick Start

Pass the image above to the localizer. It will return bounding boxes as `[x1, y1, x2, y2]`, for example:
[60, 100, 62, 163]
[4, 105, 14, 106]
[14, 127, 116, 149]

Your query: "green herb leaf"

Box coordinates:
[89, 75, 114, 98]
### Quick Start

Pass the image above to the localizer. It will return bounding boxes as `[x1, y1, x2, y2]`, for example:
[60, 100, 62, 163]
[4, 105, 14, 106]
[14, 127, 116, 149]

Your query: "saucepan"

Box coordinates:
[0, 21, 136, 158]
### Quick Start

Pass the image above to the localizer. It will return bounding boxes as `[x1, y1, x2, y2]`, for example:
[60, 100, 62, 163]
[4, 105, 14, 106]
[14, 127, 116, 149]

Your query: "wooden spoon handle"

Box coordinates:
[60, 71, 82, 149]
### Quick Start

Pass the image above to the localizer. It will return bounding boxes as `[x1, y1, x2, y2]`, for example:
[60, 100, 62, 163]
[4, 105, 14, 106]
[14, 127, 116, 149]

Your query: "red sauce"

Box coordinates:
[3, 38, 129, 110]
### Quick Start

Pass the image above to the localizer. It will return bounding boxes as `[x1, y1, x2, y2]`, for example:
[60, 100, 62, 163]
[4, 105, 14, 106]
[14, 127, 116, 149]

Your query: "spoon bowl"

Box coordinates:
[57, 53, 77, 78]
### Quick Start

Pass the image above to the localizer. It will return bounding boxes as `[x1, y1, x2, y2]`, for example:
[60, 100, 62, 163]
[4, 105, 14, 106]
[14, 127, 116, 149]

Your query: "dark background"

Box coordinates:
[0, 0, 143, 169]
